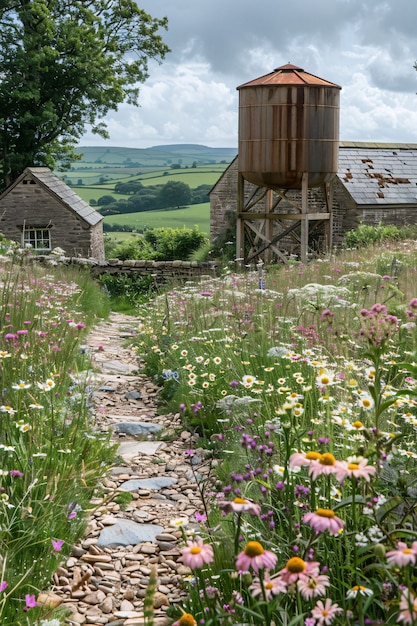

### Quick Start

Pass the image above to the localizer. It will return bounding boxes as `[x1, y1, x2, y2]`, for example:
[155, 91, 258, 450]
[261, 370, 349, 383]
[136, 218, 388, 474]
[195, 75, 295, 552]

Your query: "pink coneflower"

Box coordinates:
[297, 572, 330, 600]
[279, 557, 320, 585]
[398, 590, 417, 624]
[311, 598, 342, 625]
[335, 457, 376, 482]
[249, 572, 287, 599]
[289, 450, 322, 468]
[236, 541, 277, 574]
[302, 509, 344, 536]
[220, 496, 261, 516]
[309, 453, 339, 480]
[179, 537, 214, 570]
[386, 541, 417, 567]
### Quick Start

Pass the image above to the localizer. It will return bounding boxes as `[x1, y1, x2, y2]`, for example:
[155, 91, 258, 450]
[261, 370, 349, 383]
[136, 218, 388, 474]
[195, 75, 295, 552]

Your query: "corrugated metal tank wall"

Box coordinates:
[237, 64, 341, 189]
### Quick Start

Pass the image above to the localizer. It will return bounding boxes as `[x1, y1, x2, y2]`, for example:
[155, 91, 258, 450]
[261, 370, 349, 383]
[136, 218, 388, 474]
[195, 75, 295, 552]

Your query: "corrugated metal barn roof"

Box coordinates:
[338, 143, 417, 205]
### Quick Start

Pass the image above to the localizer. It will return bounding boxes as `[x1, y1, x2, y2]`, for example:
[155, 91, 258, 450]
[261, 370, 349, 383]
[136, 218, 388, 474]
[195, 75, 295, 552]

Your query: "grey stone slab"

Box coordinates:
[119, 477, 177, 492]
[98, 360, 137, 375]
[97, 519, 163, 547]
[111, 422, 162, 436]
[117, 441, 164, 461]
[124, 391, 141, 400]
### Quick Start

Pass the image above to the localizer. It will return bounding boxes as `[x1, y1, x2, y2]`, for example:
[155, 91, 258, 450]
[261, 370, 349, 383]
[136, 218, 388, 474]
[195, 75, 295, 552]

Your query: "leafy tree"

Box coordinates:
[97, 195, 116, 206]
[0, 1, 169, 189]
[114, 180, 144, 194]
[157, 181, 192, 209]
[127, 190, 159, 212]
[191, 184, 211, 204]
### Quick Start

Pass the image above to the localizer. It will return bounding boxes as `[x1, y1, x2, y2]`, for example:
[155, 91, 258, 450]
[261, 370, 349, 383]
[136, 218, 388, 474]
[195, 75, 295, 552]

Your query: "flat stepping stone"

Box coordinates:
[118, 477, 177, 492]
[117, 441, 164, 461]
[98, 360, 137, 375]
[111, 422, 162, 436]
[124, 391, 142, 400]
[97, 519, 163, 547]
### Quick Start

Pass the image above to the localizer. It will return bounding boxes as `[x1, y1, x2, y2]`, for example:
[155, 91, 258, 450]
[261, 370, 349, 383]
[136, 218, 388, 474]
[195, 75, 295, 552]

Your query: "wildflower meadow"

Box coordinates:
[134, 240, 417, 626]
[0, 245, 115, 625]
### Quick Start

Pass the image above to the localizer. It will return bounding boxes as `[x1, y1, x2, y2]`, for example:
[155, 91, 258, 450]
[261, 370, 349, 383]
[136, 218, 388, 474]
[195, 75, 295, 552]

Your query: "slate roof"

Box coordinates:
[338, 142, 417, 206]
[1, 167, 103, 226]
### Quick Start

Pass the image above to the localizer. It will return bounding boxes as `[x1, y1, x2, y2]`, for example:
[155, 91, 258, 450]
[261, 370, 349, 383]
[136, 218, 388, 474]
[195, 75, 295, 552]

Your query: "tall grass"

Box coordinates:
[0, 246, 116, 625]
[134, 240, 417, 625]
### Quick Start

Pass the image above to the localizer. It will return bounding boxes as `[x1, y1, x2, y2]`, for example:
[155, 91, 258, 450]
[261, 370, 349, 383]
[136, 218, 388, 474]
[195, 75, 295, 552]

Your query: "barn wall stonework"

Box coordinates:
[89, 223, 105, 261]
[210, 158, 348, 253]
[0, 174, 104, 260]
[210, 158, 417, 255]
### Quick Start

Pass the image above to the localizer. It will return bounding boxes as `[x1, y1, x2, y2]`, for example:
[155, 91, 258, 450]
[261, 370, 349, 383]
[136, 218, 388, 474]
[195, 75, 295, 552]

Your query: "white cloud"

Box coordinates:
[81, 0, 417, 149]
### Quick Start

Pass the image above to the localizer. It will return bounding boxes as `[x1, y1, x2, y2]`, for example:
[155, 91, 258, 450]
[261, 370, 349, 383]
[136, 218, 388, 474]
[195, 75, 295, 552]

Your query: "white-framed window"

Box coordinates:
[22, 228, 51, 251]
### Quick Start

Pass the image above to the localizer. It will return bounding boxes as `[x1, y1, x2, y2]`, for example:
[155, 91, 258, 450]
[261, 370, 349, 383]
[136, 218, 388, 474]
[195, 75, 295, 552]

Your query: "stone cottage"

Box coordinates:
[210, 142, 417, 259]
[0, 167, 105, 260]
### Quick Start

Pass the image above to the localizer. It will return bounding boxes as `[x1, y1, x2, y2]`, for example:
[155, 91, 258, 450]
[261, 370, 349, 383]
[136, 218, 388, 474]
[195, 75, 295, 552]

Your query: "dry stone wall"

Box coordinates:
[29, 254, 219, 280]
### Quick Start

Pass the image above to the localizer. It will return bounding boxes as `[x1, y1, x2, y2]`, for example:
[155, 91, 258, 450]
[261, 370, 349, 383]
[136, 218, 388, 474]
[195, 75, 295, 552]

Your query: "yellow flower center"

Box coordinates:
[320, 453, 336, 466]
[305, 451, 322, 461]
[352, 421, 363, 429]
[402, 549, 412, 554]
[244, 541, 265, 557]
[286, 557, 306, 573]
[233, 497, 247, 505]
[265, 581, 273, 590]
[348, 463, 359, 470]
[316, 508, 335, 518]
[322, 610, 329, 616]
[321, 376, 330, 385]
[352, 585, 366, 592]
[190, 547, 202, 555]
[179, 615, 196, 626]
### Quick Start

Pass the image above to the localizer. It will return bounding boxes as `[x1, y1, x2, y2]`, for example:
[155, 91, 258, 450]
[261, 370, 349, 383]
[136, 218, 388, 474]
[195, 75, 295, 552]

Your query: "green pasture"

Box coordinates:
[70, 163, 228, 205]
[103, 202, 210, 233]
[74, 187, 129, 203]
[137, 164, 227, 186]
[72, 144, 236, 168]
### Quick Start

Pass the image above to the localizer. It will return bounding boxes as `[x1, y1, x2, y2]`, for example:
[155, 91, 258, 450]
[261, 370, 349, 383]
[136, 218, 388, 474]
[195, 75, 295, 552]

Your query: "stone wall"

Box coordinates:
[30, 254, 219, 280]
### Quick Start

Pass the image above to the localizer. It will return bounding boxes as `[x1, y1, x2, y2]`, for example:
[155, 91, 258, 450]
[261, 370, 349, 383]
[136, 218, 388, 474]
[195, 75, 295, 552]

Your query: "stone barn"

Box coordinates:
[0, 167, 105, 260]
[210, 142, 417, 259]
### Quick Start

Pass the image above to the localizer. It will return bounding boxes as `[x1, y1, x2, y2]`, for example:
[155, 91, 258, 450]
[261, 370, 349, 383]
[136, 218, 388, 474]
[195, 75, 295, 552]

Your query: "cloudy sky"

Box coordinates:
[81, 0, 417, 149]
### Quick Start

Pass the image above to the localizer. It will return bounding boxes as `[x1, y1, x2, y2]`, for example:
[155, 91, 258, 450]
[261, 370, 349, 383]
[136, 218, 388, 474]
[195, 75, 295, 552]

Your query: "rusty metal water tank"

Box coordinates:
[237, 63, 341, 189]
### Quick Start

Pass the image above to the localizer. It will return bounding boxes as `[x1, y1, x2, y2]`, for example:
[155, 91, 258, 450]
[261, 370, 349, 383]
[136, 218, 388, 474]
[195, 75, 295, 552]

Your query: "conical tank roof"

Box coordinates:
[237, 63, 341, 89]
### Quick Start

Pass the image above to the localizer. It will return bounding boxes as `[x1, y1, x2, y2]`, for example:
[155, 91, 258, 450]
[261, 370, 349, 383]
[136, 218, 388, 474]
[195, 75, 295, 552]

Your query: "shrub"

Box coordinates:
[110, 237, 154, 261]
[144, 226, 208, 261]
[343, 222, 401, 248]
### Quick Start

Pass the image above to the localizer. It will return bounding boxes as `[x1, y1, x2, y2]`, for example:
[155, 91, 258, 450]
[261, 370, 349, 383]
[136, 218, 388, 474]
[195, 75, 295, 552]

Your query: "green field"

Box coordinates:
[72, 163, 228, 205]
[55, 145, 236, 235]
[104, 202, 210, 233]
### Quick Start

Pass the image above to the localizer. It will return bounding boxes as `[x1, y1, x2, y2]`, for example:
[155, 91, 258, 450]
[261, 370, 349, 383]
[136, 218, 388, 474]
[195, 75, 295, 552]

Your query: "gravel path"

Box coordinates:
[48, 312, 208, 626]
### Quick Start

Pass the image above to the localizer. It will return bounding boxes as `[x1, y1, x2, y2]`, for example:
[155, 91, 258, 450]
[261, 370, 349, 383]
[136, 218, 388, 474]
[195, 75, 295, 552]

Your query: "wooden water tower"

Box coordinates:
[236, 63, 341, 263]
